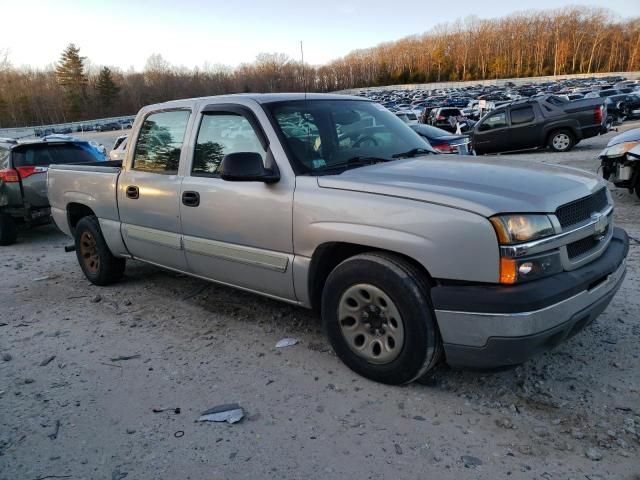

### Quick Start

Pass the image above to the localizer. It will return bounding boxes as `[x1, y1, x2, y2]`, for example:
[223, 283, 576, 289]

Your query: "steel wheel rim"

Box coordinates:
[337, 283, 405, 364]
[553, 133, 570, 150]
[79, 231, 100, 274]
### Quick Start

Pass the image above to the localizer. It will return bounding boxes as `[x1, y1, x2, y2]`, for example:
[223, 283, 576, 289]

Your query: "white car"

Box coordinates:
[108, 135, 127, 161]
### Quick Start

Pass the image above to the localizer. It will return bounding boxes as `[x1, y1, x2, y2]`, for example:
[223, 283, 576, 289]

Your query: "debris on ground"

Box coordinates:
[197, 404, 245, 424]
[152, 407, 181, 414]
[585, 447, 603, 461]
[461, 455, 483, 468]
[48, 420, 61, 440]
[39, 355, 56, 366]
[32, 274, 60, 282]
[275, 338, 299, 348]
[109, 354, 141, 362]
[111, 467, 128, 480]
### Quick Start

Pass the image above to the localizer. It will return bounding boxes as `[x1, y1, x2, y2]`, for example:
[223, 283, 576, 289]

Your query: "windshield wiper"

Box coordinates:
[392, 147, 434, 158]
[312, 156, 391, 174]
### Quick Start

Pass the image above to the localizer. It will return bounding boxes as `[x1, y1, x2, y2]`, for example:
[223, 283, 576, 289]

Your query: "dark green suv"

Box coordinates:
[0, 138, 105, 245]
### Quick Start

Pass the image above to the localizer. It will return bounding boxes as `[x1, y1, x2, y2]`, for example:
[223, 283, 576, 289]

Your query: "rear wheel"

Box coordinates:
[321, 252, 442, 384]
[74, 216, 125, 285]
[0, 214, 17, 246]
[548, 130, 575, 152]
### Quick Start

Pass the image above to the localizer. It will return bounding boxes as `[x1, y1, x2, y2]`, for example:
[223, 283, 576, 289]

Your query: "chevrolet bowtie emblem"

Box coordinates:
[591, 212, 608, 237]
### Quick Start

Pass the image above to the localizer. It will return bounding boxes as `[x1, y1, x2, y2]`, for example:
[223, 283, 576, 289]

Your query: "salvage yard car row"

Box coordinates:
[357, 75, 640, 155]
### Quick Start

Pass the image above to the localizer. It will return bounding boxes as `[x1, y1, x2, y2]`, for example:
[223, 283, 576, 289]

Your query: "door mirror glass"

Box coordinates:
[219, 152, 279, 183]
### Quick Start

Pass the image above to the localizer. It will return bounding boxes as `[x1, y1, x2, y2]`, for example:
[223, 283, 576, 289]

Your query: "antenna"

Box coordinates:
[300, 40, 307, 99]
[300, 40, 311, 164]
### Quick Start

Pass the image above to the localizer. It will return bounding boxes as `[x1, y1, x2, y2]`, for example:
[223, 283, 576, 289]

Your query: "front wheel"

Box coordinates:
[321, 252, 442, 384]
[548, 130, 575, 152]
[74, 216, 125, 285]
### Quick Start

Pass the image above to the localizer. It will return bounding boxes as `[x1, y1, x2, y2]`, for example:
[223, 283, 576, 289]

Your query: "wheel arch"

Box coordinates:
[307, 241, 435, 312]
[544, 124, 578, 145]
[66, 202, 96, 235]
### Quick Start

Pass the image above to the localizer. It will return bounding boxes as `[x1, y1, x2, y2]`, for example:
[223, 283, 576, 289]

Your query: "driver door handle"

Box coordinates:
[126, 185, 139, 199]
[182, 191, 200, 207]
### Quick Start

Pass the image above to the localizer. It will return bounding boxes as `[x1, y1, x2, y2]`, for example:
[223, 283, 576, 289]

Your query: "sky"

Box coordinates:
[1, 0, 639, 71]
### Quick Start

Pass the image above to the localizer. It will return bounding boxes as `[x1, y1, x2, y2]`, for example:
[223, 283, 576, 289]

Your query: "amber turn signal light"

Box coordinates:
[500, 257, 517, 284]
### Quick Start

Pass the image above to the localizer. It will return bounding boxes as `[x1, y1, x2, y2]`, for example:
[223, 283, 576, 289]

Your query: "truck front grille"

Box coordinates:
[566, 226, 609, 259]
[556, 188, 608, 230]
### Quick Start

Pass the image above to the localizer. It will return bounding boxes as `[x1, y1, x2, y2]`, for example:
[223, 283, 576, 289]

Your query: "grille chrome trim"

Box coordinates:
[500, 205, 613, 259]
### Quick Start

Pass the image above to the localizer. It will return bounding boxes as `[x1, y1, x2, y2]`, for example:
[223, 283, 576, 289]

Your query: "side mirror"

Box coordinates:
[219, 152, 279, 183]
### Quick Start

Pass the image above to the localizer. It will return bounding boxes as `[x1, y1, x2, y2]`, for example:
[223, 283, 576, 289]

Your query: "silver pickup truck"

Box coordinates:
[47, 93, 629, 384]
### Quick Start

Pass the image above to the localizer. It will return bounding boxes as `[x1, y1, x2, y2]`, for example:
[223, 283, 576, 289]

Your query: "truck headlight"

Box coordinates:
[490, 214, 554, 244]
[602, 141, 640, 158]
[490, 214, 560, 284]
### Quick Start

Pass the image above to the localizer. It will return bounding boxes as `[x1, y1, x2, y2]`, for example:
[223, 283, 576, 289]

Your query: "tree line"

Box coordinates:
[0, 6, 638, 128]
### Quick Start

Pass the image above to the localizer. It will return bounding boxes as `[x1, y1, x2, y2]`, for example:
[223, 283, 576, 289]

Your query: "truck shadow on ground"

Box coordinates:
[120, 256, 626, 425]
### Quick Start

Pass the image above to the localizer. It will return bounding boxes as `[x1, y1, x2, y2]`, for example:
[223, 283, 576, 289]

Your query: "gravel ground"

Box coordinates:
[1, 123, 639, 479]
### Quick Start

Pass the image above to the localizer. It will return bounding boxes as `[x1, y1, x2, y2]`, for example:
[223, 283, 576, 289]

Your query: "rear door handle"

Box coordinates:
[126, 185, 139, 199]
[182, 191, 200, 207]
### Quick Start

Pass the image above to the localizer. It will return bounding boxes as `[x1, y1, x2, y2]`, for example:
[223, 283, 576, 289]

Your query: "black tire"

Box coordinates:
[74, 216, 125, 285]
[548, 129, 575, 152]
[321, 252, 442, 385]
[0, 214, 18, 246]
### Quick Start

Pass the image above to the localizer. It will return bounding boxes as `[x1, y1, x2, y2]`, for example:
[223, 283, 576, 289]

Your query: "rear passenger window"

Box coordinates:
[192, 113, 266, 177]
[510, 106, 535, 125]
[133, 110, 190, 174]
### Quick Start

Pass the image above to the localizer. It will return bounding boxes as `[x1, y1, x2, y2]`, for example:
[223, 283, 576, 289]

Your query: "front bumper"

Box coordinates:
[432, 228, 629, 368]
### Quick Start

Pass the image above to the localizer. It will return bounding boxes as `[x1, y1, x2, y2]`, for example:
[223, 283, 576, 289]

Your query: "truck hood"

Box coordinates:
[317, 156, 604, 217]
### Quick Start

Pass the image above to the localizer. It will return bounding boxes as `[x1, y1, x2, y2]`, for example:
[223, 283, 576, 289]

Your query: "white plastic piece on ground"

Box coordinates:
[275, 338, 299, 348]
[197, 404, 245, 424]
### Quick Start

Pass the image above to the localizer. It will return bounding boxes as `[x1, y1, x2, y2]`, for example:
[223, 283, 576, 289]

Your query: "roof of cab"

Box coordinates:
[142, 92, 366, 111]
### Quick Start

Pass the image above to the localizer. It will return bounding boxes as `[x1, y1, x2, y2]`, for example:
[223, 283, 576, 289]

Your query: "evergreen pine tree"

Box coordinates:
[96, 67, 120, 112]
[55, 44, 88, 118]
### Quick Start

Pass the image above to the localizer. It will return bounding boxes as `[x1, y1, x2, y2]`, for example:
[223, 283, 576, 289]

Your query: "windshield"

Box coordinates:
[265, 100, 433, 174]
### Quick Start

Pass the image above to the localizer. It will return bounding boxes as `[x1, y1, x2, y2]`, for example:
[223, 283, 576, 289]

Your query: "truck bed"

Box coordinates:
[47, 160, 123, 237]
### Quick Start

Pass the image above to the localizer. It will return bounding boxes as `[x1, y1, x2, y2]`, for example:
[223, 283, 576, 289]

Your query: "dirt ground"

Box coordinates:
[1, 124, 639, 480]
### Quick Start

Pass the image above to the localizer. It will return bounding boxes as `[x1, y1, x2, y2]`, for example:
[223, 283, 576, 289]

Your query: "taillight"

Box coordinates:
[437, 115, 445, 121]
[433, 143, 456, 153]
[0, 168, 20, 182]
[594, 105, 603, 124]
[16, 166, 48, 179]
